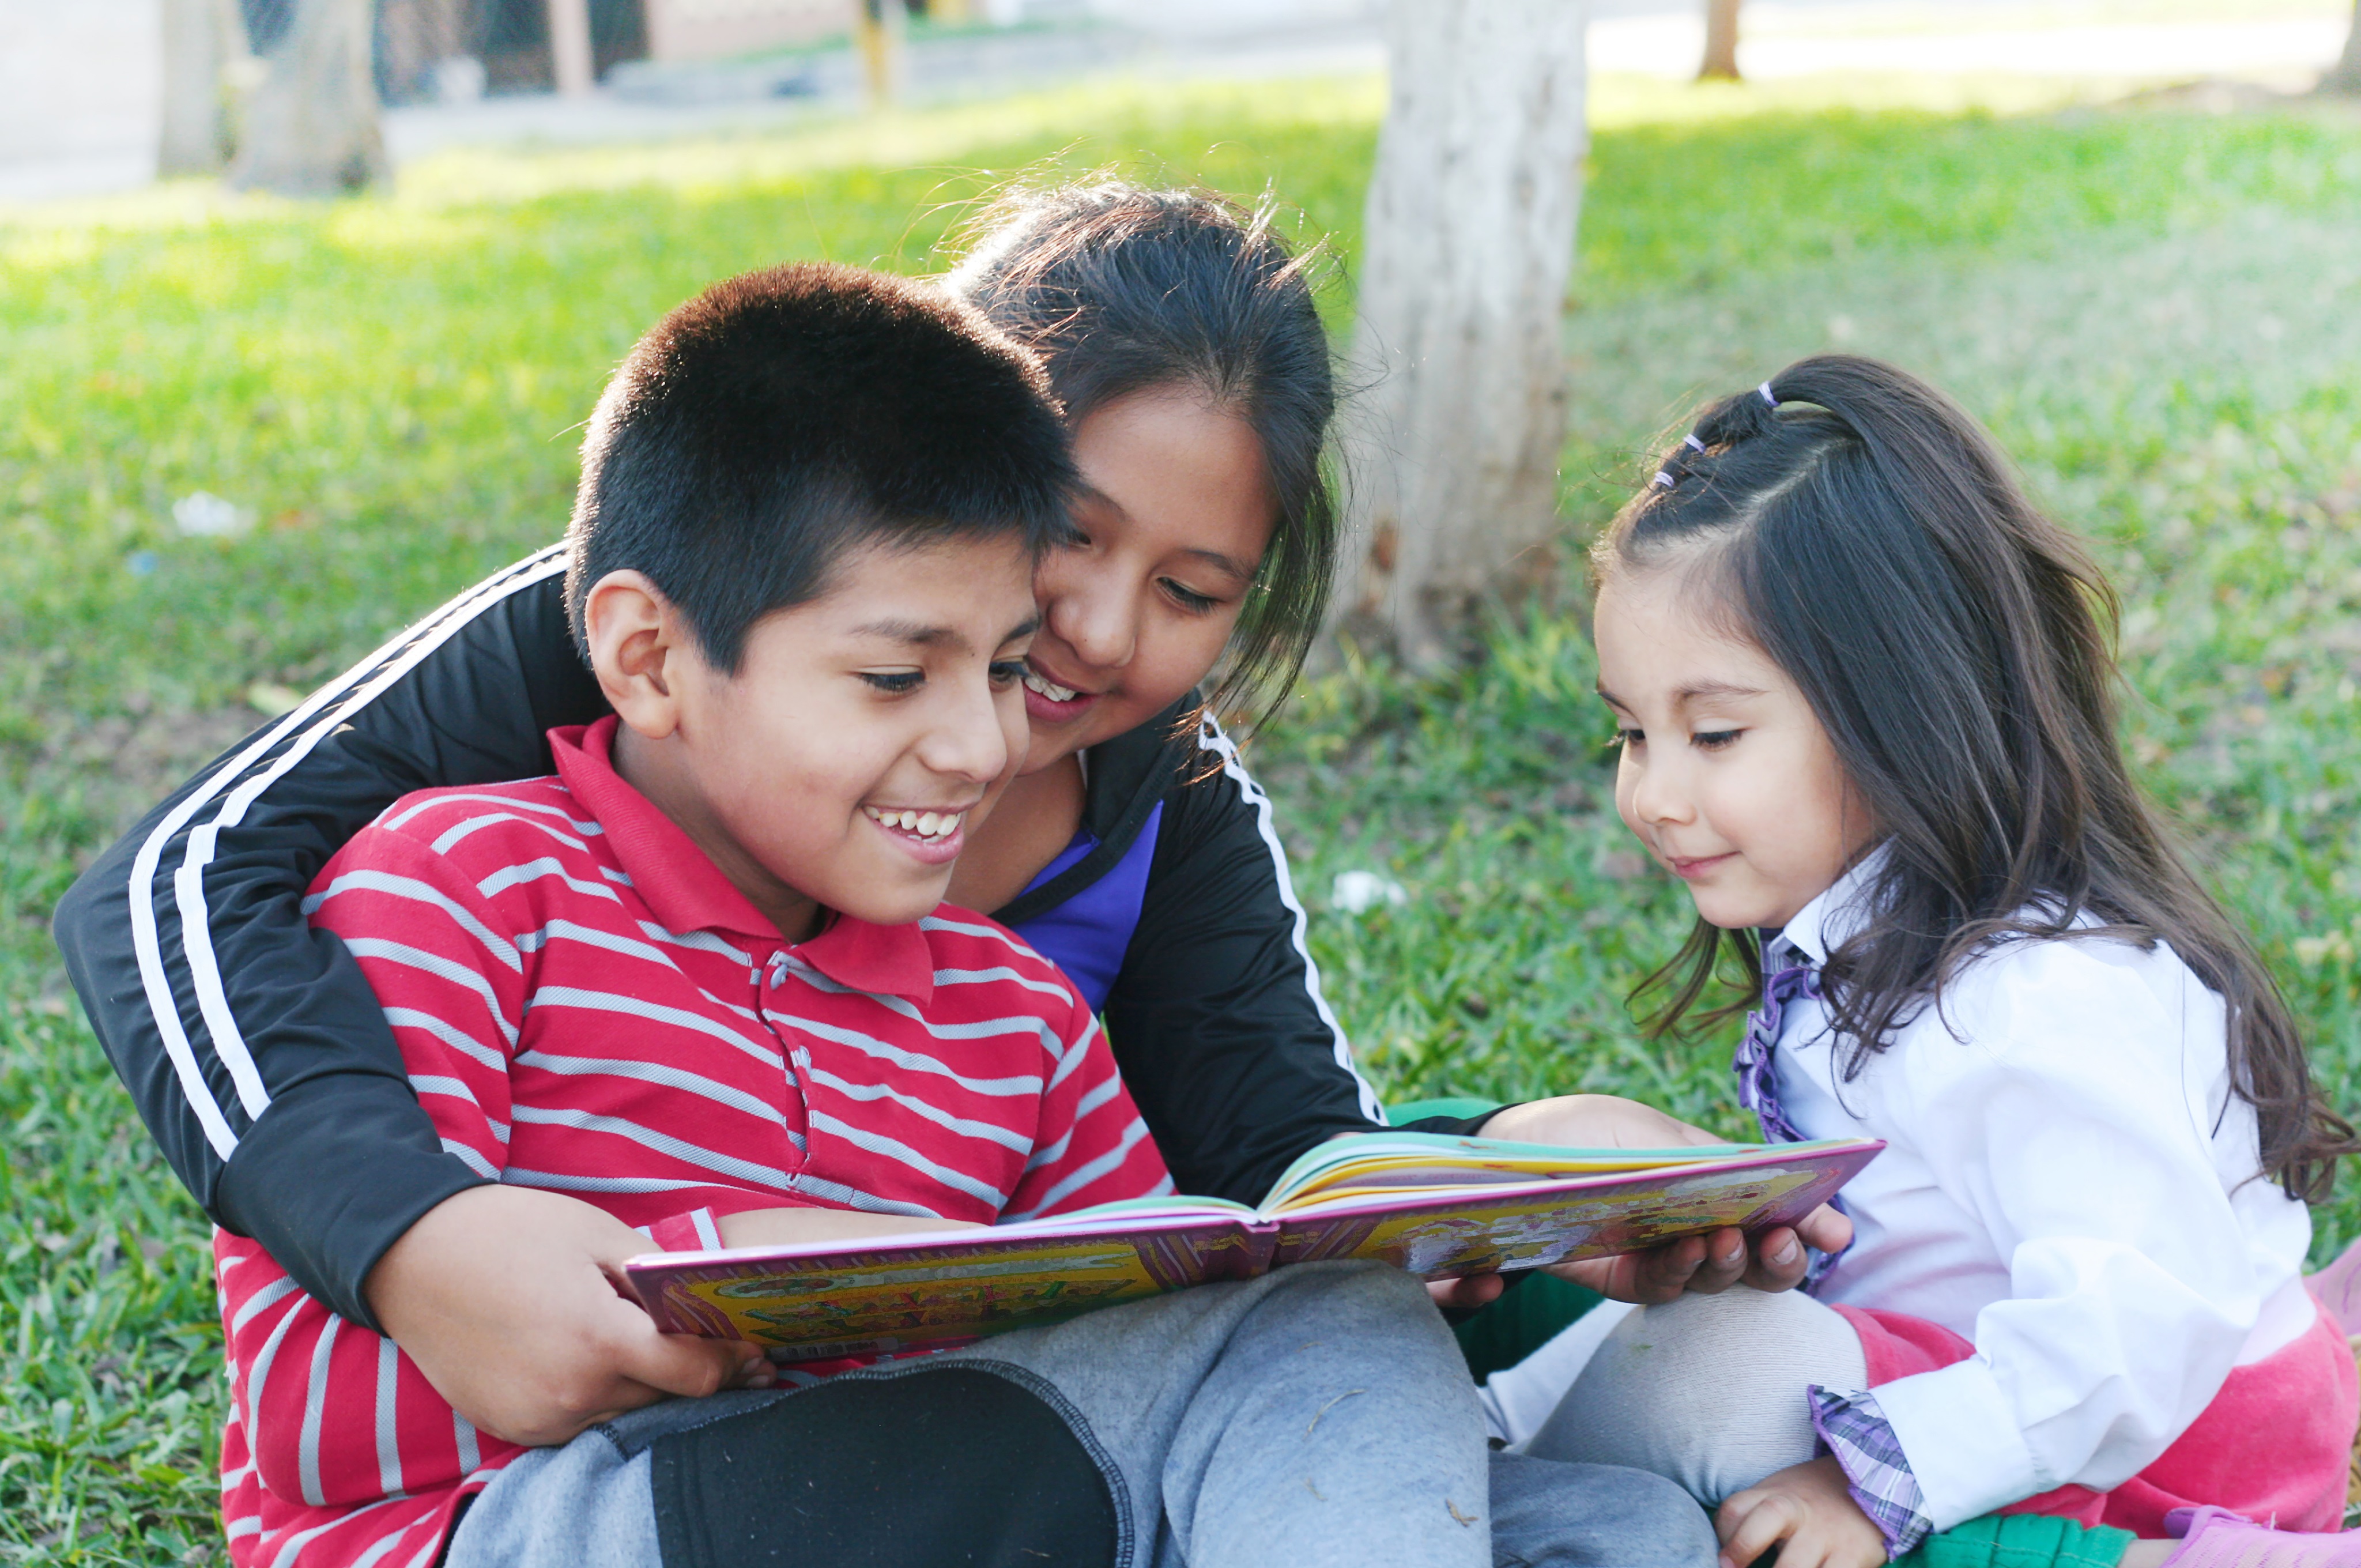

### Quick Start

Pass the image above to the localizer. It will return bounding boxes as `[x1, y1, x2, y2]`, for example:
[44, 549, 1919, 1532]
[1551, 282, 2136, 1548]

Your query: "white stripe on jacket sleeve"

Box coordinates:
[1192, 715, 1385, 1124]
[126, 545, 569, 1159]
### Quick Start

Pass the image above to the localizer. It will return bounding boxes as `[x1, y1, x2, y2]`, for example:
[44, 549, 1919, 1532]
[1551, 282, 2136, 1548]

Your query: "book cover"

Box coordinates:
[625, 1132, 1883, 1363]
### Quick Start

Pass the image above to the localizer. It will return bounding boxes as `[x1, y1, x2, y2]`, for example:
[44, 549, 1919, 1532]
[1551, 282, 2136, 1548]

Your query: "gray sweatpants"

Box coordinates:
[1523, 1287, 1871, 1509]
[447, 1261, 1714, 1568]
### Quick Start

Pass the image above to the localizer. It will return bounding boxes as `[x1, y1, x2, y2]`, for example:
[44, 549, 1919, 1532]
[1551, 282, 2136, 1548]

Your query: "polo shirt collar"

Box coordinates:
[549, 717, 936, 1003]
[1778, 841, 1889, 967]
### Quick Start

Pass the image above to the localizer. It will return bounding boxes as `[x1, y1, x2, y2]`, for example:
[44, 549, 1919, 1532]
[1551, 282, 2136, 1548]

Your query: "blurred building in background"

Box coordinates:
[368, 0, 655, 99]
[375, 0, 945, 99]
[0, 0, 1383, 198]
[642, 1, 846, 70]
[367, 0, 1360, 101]
[0, 0, 164, 198]
[14, 0, 2328, 205]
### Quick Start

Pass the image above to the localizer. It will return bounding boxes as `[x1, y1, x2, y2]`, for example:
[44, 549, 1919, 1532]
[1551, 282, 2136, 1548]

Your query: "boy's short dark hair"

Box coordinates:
[564, 262, 1076, 671]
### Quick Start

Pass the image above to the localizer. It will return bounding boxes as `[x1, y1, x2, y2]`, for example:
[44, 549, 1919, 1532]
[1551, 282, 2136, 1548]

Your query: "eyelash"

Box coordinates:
[1609, 728, 1743, 750]
[865, 664, 1029, 693]
[1057, 516, 1226, 612]
[1162, 579, 1219, 614]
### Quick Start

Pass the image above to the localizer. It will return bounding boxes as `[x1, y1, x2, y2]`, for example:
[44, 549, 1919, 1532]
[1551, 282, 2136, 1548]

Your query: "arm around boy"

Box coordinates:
[212, 262, 1719, 1568]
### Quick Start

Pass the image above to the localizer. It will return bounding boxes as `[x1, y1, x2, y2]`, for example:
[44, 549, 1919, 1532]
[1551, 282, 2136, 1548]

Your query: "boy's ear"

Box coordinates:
[584, 571, 694, 741]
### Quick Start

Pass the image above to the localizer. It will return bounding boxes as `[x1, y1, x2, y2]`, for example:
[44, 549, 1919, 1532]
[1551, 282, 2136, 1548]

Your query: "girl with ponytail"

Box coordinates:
[1480, 356, 2359, 1567]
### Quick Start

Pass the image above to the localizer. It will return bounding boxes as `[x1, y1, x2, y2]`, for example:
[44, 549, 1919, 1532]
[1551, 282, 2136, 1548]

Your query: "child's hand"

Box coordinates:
[1479, 1095, 1851, 1302]
[366, 1185, 765, 1448]
[714, 1207, 987, 1247]
[1715, 1456, 1887, 1568]
[1427, 1273, 1508, 1310]
[1786, 1203, 1854, 1274]
[1482, 1092, 1726, 1155]
[1550, 1203, 1849, 1303]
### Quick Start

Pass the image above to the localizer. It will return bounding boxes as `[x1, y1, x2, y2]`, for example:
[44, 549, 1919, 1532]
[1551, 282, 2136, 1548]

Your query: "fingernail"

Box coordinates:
[741, 1357, 766, 1376]
[1717, 1243, 1743, 1267]
[1774, 1239, 1800, 1265]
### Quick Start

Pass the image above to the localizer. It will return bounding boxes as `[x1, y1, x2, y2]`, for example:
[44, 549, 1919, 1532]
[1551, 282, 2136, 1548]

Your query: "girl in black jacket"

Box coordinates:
[56, 183, 1826, 1458]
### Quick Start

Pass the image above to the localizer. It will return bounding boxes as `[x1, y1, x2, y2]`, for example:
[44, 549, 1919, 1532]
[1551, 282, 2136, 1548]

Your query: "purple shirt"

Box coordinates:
[1005, 802, 1166, 1015]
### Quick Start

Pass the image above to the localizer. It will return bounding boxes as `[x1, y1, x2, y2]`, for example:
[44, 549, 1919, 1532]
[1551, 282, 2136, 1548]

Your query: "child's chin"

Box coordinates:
[1688, 893, 1768, 932]
[839, 878, 955, 928]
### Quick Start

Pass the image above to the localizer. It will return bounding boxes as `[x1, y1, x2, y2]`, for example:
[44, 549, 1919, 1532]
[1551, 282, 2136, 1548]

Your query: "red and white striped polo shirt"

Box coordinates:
[215, 715, 1171, 1568]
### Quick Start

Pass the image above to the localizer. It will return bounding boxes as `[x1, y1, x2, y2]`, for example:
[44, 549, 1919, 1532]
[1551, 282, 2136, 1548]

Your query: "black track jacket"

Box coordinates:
[54, 545, 1481, 1329]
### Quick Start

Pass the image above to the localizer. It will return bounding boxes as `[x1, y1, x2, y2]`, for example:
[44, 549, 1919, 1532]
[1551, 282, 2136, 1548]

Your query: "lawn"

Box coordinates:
[4, 68, 2360, 1562]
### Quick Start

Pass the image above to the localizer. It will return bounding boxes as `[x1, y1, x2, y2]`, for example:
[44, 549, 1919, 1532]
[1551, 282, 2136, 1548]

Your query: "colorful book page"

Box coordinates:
[624, 1133, 1885, 1363]
[633, 1211, 1259, 1361]
[1266, 1149, 1862, 1276]
[1259, 1132, 1841, 1209]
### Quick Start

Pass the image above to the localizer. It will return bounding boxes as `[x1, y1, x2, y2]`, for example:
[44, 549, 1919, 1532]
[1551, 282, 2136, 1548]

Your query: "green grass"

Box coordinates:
[5, 70, 2361, 1562]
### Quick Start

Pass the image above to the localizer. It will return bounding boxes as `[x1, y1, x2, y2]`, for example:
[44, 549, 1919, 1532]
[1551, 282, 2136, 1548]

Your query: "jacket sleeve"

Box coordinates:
[1097, 719, 1390, 1205]
[50, 545, 605, 1328]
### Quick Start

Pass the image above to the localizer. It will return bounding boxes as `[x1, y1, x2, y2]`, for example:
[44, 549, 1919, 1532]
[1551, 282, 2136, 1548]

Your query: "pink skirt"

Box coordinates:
[1830, 1302, 2358, 1535]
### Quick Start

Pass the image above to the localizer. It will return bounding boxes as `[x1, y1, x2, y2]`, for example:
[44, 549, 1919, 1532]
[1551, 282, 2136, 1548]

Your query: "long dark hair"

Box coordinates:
[946, 179, 1340, 733]
[1601, 353, 2351, 1201]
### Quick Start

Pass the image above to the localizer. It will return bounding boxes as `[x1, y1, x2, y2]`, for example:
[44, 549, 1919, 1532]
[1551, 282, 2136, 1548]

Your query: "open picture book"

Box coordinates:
[625, 1129, 1884, 1363]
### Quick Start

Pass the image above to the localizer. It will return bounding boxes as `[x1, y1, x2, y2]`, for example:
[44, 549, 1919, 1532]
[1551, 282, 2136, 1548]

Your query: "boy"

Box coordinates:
[214, 264, 1712, 1568]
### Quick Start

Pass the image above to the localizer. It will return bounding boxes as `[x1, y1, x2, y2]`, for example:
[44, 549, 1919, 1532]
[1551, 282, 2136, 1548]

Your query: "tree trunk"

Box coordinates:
[1699, 0, 1742, 81]
[549, 0, 596, 96]
[378, 0, 468, 104]
[228, 0, 389, 196]
[1334, 0, 1589, 668]
[2320, 0, 2361, 95]
[858, 0, 910, 108]
[158, 0, 252, 174]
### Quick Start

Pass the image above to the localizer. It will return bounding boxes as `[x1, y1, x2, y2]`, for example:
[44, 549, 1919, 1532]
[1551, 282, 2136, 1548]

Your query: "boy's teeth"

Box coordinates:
[1023, 669, 1079, 703]
[866, 806, 961, 842]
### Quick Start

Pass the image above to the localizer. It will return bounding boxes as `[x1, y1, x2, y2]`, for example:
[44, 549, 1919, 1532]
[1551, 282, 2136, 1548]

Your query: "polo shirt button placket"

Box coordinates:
[764, 951, 798, 1013]
[762, 950, 816, 1137]
[761, 949, 793, 1083]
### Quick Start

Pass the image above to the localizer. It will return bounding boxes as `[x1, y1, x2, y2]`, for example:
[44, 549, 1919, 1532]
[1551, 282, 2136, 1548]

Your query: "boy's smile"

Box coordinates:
[860, 803, 968, 861]
[588, 534, 1039, 941]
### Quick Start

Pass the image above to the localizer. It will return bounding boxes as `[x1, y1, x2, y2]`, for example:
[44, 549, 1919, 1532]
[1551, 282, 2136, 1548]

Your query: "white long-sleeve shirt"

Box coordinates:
[1774, 859, 2314, 1529]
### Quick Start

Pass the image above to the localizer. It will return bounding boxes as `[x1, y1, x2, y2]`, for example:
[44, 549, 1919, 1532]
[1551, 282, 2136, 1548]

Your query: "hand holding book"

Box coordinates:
[627, 1130, 1883, 1365]
[713, 1208, 989, 1250]
[1477, 1095, 1854, 1303]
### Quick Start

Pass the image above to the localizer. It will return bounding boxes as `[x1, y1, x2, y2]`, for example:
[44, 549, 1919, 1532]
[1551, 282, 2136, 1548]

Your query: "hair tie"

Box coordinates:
[1653, 431, 1707, 490]
[1759, 382, 1778, 408]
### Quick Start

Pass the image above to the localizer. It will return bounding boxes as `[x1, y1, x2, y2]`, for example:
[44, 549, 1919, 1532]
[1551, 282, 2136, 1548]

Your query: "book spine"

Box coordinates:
[1134, 1226, 1232, 1288]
